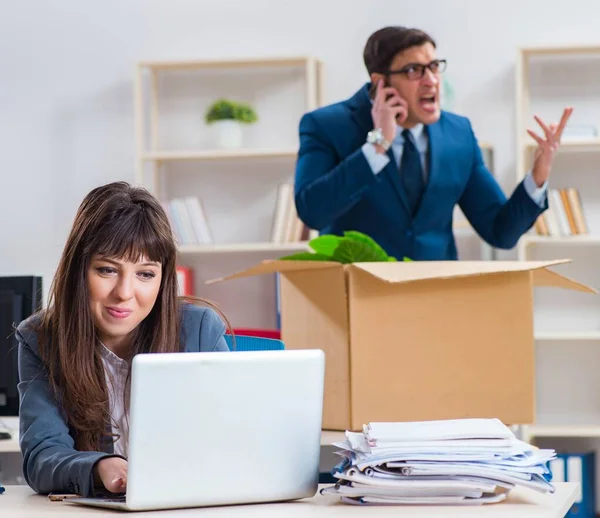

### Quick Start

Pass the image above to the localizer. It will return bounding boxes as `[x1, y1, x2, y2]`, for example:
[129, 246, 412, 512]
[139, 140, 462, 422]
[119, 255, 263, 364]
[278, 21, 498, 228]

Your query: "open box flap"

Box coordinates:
[347, 259, 595, 292]
[205, 259, 341, 284]
[532, 266, 597, 293]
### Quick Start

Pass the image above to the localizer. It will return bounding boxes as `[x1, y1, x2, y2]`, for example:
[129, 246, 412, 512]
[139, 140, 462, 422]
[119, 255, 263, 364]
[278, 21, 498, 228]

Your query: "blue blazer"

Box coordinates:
[16, 303, 228, 497]
[294, 83, 547, 260]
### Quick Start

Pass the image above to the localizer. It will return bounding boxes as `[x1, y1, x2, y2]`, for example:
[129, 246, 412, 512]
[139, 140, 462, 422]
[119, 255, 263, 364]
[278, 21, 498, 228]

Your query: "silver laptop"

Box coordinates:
[68, 348, 325, 511]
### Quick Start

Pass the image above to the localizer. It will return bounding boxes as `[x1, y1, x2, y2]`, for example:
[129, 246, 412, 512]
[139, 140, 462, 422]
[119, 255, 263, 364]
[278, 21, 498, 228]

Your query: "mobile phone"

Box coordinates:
[369, 77, 390, 100]
[369, 78, 405, 123]
[48, 493, 80, 501]
[368, 81, 378, 100]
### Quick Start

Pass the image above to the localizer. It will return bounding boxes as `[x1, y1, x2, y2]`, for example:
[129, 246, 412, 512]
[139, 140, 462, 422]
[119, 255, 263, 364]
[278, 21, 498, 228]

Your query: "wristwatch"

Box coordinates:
[366, 128, 391, 151]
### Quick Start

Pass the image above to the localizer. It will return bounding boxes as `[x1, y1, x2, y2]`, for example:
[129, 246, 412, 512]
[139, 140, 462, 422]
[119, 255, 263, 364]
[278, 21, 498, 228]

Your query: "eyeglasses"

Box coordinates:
[387, 59, 447, 80]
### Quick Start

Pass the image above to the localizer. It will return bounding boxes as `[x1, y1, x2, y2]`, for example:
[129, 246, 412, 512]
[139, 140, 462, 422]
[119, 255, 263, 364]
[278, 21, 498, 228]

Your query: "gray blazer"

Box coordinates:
[15, 303, 228, 497]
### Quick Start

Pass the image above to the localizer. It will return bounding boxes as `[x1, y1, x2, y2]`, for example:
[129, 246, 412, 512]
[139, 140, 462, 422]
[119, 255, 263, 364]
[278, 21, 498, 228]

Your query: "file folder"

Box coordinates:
[550, 452, 595, 518]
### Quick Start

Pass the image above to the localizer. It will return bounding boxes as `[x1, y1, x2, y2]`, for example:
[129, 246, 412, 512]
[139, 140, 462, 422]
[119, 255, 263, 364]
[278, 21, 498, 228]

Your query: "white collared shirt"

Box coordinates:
[362, 124, 429, 182]
[99, 342, 130, 458]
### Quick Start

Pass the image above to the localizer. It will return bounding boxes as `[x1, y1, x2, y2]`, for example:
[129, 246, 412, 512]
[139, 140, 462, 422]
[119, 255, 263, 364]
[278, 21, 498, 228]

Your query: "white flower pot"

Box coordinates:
[211, 120, 243, 149]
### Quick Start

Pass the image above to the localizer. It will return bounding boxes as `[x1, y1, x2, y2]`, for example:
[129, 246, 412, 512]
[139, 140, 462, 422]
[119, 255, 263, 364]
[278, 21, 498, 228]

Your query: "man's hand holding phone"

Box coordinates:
[370, 79, 408, 153]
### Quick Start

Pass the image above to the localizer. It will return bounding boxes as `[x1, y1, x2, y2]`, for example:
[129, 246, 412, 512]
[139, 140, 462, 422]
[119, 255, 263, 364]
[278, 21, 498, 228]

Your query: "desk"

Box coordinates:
[321, 430, 344, 445]
[0, 484, 579, 517]
[0, 435, 19, 454]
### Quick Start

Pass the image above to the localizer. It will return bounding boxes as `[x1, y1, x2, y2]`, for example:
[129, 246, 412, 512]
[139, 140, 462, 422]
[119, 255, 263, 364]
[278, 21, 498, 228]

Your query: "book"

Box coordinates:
[176, 266, 194, 296]
[271, 183, 317, 243]
[166, 197, 212, 245]
[533, 187, 588, 236]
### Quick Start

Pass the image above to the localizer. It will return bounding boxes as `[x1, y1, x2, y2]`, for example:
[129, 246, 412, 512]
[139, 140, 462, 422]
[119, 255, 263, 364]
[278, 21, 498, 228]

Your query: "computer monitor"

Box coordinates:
[0, 276, 42, 416]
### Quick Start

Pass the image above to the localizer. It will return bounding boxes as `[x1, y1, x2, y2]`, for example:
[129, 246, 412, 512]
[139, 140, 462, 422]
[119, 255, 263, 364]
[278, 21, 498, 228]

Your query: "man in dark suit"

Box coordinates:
[294, 26, 572, 260]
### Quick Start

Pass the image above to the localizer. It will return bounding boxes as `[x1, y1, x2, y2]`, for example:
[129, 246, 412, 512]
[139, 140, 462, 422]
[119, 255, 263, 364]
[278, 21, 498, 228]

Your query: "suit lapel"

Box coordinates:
[347, 83, 374, 139]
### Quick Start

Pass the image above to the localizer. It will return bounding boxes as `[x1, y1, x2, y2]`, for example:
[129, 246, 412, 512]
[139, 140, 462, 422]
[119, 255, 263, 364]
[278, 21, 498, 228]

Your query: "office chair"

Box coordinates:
[223, 334, 284, 352]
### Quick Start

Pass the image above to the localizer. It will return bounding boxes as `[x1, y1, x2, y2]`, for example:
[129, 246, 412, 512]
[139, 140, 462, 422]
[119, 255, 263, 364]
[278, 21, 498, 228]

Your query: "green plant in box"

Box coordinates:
[280, 230, 412, 263]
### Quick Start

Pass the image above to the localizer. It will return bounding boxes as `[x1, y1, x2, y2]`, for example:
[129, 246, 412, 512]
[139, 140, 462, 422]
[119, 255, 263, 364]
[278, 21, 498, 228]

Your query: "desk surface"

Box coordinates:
[0, 435, 19, 453]
[320, 430, 345, 445]
[0, 430, 347, 454]
[0, 484, 579, 517]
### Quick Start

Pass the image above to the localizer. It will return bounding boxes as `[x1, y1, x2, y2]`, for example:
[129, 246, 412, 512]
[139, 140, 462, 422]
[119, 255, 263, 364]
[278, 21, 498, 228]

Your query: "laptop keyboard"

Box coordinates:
[100, 496, 126, 503]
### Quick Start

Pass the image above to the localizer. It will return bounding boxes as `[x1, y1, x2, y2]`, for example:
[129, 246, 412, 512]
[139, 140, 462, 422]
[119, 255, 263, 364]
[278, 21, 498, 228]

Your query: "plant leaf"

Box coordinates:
[205, 98, 257, 124]
[342, 231, 390, 261]
[279, 252, 333, 261]
[403, 256, 413, 262]
[332, 238, 388, 264]
[308, 235, 343, 257]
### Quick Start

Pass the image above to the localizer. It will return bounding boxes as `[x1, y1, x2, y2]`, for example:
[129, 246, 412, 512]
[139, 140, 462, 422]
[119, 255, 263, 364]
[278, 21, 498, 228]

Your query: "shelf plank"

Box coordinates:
[535, 331, 600, 341]
[143, 148, 299, 161]
[521, 234, 600, 245]
[139, 56, 316, 71]
[178, 242, 309, 254]
[525, 137, 600, 151]
[178, 221, 479, 254]
[520, 45, 600, 56]
[321, 430, 345, 446]
[0, 435, 19, 454]
[526, 425, 600, 438]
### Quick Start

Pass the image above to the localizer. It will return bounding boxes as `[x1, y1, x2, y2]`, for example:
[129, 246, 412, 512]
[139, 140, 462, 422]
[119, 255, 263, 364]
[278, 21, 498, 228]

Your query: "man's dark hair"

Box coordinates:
[363, 27, 436, 75]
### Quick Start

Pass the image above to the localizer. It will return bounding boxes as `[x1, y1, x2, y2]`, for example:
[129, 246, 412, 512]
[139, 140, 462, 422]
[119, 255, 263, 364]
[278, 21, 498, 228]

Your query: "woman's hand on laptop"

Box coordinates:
[94, 457, 128, 494]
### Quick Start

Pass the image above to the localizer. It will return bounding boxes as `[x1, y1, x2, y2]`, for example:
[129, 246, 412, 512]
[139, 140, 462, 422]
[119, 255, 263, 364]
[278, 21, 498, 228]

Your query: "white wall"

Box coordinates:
[1, 0, 600, 315]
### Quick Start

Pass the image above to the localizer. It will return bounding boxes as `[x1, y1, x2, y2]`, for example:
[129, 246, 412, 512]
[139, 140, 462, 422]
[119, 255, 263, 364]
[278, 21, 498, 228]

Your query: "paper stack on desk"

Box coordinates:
[321, 418, 556, 506]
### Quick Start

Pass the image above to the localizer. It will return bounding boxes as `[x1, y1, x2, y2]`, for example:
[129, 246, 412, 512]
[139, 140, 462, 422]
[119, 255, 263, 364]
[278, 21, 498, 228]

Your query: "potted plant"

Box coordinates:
[279, 230, 412, 263]
[204, 99, 258, 148]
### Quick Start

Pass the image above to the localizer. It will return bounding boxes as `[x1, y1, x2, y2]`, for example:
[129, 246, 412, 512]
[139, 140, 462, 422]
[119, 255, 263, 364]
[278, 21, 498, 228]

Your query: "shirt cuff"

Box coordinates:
[523, 172, 547, 207]
[361, 142, 390, 175]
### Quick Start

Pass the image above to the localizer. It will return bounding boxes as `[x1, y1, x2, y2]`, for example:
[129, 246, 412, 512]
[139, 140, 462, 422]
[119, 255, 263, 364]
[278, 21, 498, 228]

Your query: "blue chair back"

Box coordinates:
[223, 334, 285, 352]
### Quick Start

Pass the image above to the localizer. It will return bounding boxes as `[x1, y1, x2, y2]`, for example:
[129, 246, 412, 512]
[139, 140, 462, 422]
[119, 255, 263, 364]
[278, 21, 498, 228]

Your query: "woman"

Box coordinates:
[16, 181, 231, 497]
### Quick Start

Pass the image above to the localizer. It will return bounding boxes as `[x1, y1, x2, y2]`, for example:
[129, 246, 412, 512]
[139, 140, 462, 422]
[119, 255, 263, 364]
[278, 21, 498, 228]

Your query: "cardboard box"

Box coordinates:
[208, 259, 595, 431]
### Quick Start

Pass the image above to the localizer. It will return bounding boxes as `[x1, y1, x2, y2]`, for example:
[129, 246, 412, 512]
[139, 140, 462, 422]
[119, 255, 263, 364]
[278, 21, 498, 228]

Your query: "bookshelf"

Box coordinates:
[515, 45, 600, 463]
[134, 55, 323, 256]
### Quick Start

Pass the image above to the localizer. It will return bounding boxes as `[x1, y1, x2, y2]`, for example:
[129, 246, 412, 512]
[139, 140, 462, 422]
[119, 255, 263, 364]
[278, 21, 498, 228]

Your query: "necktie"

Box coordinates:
[400, 129, 425, 216]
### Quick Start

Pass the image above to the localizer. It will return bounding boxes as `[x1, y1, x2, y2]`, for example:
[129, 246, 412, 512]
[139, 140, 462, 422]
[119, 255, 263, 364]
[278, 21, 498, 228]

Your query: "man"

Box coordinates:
[294, 26, 572, 260]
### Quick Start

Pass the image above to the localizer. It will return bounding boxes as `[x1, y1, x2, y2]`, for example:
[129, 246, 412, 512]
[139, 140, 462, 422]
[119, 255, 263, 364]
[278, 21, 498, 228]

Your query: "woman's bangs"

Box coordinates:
[90, 210, 173, 265]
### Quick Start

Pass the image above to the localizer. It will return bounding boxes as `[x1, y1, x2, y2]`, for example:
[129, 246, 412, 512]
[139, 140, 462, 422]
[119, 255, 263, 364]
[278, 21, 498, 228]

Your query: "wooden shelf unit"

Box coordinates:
[515, 44, 600, 447]
[133, 55, 323, 253]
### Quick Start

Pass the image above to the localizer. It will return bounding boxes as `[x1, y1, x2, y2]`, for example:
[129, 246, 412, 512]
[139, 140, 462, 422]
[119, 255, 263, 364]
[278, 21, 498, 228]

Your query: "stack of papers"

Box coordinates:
[321, 418, 556, 506]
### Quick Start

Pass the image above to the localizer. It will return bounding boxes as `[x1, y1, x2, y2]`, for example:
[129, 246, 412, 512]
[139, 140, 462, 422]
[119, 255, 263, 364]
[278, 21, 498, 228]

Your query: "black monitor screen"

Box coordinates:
[0, 277, 42, 416]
